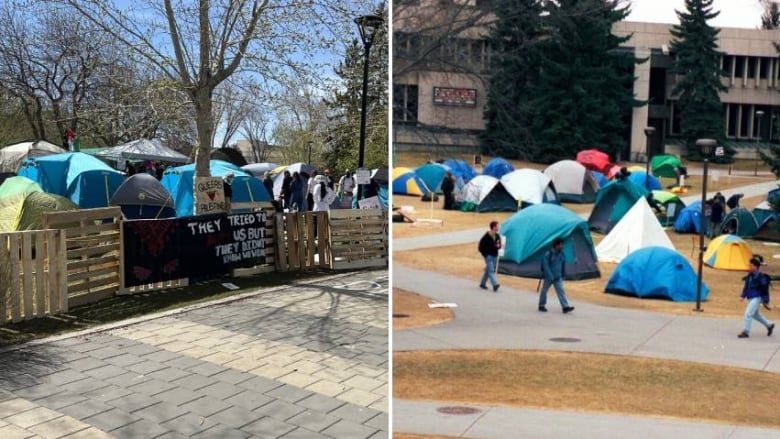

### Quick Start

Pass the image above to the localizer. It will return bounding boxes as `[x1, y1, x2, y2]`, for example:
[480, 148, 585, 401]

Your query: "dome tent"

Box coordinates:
[442, 159, 477, 182]
[482, 157, 514, 179]
[0, 192, 78, 231]
[605, 246, 708, 302]
[415, 163, 449, 194]
[500, 169, 559, 207]
[110, 173, 175, 219]
[588, 178, 649, 234]
[392, 167, 430, 196]
[575, 149, 610, 173]
[651, 190, 686, 225]
[703, 234, 753, 271]
[544, 160, 599, 203]
[0, 176, 42, 199]
[459, 175, 517, 212]
[651, 155, 683, 178]
[673, 201, 703, 234]
[498, 204, 600, 280]
[717, 207, 759, 237]
[627, 171, 662, 191]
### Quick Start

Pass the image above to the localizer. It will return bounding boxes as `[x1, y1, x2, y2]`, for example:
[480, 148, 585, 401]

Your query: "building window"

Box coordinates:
[760, 57, 770, 79]
[740, 104, 750, 137]
[748, 57, 757, 78]
[393, 84, 419, 124]
[735, 56, 745, 79]
[727, 103, 738, 137]
[722, 55, 733, 76]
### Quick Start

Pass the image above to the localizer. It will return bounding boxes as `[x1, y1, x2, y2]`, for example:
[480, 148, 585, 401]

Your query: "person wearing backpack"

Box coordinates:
[478, 221, 502, 292]
[538, 238, 574, 314]
[738, 256, 775, 338]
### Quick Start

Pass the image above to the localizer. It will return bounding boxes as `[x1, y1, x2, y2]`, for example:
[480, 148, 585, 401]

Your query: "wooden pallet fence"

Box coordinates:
[0, 230, 68, 324]
[328, 208, 388, 270]
[43, 207, 123, 307]
[274, 211, 330, 272]
[231, 207, 278, 276]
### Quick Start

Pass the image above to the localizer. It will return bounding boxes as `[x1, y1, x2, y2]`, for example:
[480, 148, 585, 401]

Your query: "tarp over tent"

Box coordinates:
[673, 200, 702, 233]
[241, 162, 279, 177]
[110, 173, 175, 219]
[588, 178, 649, 234]
[0, 192, 78, 231]
[271, 162, 316, 198]
[575, 149, 610, 173]
[459, 175, 517, 212]
[627, 171, 662, 191]
[605, 246, 708, 302]
[718, 207, 759, 237]
[442, 159, 477, 182]
[415, 163, 448, 193]
[482, 157, 514, 179]
[0, 176, 42, 199]
[498, 203, 600, 280]
[651, 155, 683, 178]
[703, 234, 752, 271]
[18, 152, 125, 209]
[95, 138, 189, 163]
[596, 198, 675, 263]
[392, 167, 430, 196]
[161, 160, 270, 217]
[500, 169, 559, 207]
[0, 140, 65, 173]
[544, 160, 599, 203]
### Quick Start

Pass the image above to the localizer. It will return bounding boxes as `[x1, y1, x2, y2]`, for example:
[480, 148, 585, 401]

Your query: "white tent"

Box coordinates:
[543, 160, 599, 203]
[95, 139, 189, 163]
[458, 175, 517, 212]
[0, 140, 65, 173]
[500, 169, 559, 206]
[596, 198, 675, 263]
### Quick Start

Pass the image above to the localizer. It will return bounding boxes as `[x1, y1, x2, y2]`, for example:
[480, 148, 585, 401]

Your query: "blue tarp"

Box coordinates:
[606, 246, 708, 302]
[442, 159, 477, 183]
[627, 171, 662, 191]
[483, 157, 514, 179]
[18, 152, 124, 209]
[673, 201, 702, 233]
[161, 160, 270, 217]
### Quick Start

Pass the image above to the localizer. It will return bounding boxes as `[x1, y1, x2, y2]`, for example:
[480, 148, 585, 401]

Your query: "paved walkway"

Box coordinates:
[0, 270, 388, 439]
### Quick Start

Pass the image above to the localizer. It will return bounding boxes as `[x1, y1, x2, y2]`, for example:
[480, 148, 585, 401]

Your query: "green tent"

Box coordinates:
[717, 207, 759, 237]
[0, 176, 42, 199]
[651, 155, 683, 178]
[588, 179, 649, 234]
[0, 192, 78, 231]
[652, 190, 686, 225]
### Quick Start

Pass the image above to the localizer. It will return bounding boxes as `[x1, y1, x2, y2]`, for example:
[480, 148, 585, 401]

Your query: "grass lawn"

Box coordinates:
[392, 288, 453, 330]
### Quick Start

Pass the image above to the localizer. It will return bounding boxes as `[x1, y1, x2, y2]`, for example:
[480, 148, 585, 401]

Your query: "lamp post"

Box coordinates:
[755, 110, 764, 176]
[355, 14, 383, 202]
[644, 127, 656, 190]
[695, 138, 716, 312]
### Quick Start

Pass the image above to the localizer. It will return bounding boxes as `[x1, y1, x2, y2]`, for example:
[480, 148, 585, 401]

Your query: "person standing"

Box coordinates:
[738, 256, 775, 338]
[338, 170, 355, 208]
[290, 172, 303, 211]
[478, 221, 501, 292]
[441, 171, 455, 210]
[539, 237, 574, 313]
[281, 170, 292, 210]
[307, 170, 319, 211]
[312, 181, 332, 212]
[223, 172, 234, 212]
[709, 197, 724, 238]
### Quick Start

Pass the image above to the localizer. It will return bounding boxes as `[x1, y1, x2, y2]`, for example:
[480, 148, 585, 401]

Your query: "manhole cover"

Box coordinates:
[392, 313, 410, 318]
[437, 406, 481, 415]
[549, 337, 582, 343]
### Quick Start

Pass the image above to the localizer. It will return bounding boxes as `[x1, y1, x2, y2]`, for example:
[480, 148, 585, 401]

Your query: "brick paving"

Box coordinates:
[0, 270, 388, 438]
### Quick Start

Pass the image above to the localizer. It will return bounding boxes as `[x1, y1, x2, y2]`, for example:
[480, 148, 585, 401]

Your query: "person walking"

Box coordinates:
[441, 171, 455, 210]
[478, 221, 501, 292]
[738, 256, 775, 338]
[539, 237, 574, 313]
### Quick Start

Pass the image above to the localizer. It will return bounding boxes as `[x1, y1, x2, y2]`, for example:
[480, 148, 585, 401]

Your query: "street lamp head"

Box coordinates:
[644, 127, 656, 137]
[696, 138, 717, 156]
[757, 110, 765, 117]
[354, 15, 383, 47]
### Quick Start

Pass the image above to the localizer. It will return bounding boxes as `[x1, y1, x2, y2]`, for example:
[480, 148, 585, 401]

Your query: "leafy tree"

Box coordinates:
[761, 0, 780, 29]
[669, 0, 731, 162]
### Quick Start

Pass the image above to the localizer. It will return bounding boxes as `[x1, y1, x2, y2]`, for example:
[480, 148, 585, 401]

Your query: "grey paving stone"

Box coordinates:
[280, 427, 331, 439]
[320, 419, 378, 439]
[187, 362, 229, 377]
[83, 408, 139, 432]
[163, 412, 218, 436]
[33, 392, 87, 410]
[67, 341, 106, 354]
[132, 401, 189, 425]
[264, 384, 314, 404]
[192, 423, 251, 439]
[286, 410, 340, 433]
[180, 395, 232, 417]
[58, 399, 114, 420]
[367, 431, 388, 439]
[212, 369, 253, 385]
[111, 418, 171, 439]
[123, 344, 162, 357]
[196, 381, 244, 400]
[143, 366, 192, 383]
[225, 391, 273, 412]
[125, 360, 168, 375]
[107, 392, 160, 412]
[88, 346, 126, 360]
[238, 376, 281, 394]
[241, 416, 296, 438]
[83, 364, 129, 381]
[65, 357, 109, 372]
[327, 404, 381, 424]
[42, 369, 89, 386]
[207, 405, 262, 429]
[163, 356, 203, 370]
[81, 385, 133, 402]
[152, 431, 188, 439]
[127, 379, 177, 396]
[103, 354, 146, 368]
[143, 350, 181, 364]
[61, 377, 112, 395]
[364, 413, 388, 431]
[13, 382, 65, 400]
[0, 389, 16, 403]
[153, 387, 202, 406]
[298, 394, 344, 414]
[170, 373, 211, 391]
[104, 372, 150, 388]
[252, 399, 306, 422]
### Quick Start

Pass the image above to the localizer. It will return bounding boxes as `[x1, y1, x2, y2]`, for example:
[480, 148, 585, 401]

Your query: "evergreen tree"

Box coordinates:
[480, 0, 544, 159]
[524, 0, 641, 163]
[669, 0, 731, 162]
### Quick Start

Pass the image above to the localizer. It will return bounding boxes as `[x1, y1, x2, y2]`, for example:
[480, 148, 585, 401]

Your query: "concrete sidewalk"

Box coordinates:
[0, 270, 388, 439]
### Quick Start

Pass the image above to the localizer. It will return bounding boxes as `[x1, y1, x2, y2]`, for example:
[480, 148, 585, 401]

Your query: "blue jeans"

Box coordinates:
[480, 255, 498, 288]
[539, 278, 569, 309]
[744, 297, 772, 334]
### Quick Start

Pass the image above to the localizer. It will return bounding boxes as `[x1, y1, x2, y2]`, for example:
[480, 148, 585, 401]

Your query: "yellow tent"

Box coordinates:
[703, 234, 753, 271]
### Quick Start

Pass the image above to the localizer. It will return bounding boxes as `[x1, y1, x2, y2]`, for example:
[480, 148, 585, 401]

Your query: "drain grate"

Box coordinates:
[437, 406, 481, 415]
[549, 337, 582, 343]
[392, 313, 410, 318]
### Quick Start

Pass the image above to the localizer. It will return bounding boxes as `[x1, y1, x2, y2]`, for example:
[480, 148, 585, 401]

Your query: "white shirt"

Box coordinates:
[313, 184, 331, 211]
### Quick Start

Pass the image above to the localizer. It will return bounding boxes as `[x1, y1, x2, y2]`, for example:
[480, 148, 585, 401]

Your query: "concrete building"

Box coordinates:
[393, 7, 780, 160]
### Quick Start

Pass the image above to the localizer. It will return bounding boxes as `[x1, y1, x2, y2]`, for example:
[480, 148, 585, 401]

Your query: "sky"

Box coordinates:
[627, 0, 767, 29]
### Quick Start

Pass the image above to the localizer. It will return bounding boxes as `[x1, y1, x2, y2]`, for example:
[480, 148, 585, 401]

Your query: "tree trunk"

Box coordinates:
[192, 87, 214, 214]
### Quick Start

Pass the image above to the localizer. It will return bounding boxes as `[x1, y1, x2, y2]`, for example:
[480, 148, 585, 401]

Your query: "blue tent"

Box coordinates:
[498, 204, 600, 280]
[415, 163, 448, 193]
[161, 160, 270, 217]
[627, 171, 662, 191]
[606, 246, 708, 302]
[768, 187, 780, 203]
[442, 159, 477, 182]
[483, 157, 514, 179]
[589, 170, 608, 189]
[673, 201, 702, 233]
[18, 152, 124, 209]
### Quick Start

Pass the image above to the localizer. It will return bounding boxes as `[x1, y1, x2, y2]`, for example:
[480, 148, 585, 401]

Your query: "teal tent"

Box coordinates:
[498, 204, 600, 280]
[717, 207, 759, 237]
[414, 163, 448, 194]
[588, 179, 649, 234]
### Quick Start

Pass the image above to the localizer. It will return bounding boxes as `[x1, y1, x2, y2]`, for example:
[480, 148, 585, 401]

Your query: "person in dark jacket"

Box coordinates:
[738, 256, 775, 338]
[538, 237, 574, 313]
[709, 197, 724, 238]
[290, 172, 304, 211]
[281, 170, 292, 210]
[727, 193, 744, 210]
[478, 221, 502, 292]
[441, 171, 455, 210]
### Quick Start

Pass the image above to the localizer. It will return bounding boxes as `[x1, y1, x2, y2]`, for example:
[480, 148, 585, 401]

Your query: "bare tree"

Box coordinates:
[240, 106, 272, 163]
[212, 79, 253, 149]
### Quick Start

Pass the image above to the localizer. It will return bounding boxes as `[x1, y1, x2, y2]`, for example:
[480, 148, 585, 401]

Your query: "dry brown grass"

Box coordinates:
[393, 350, 780, 428]
[393, 288, 453, 330]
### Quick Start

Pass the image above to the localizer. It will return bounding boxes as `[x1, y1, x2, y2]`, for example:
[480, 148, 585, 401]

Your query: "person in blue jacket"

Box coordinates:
[738, 256, 775, 338]
[539, 237, 574, 314]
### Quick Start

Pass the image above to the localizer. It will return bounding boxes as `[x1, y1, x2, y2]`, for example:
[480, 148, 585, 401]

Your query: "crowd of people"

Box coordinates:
[261, 168, 370, 213]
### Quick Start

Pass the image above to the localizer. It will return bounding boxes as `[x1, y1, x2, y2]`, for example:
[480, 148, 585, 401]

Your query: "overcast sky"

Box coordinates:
[626, 0, 767, 29]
